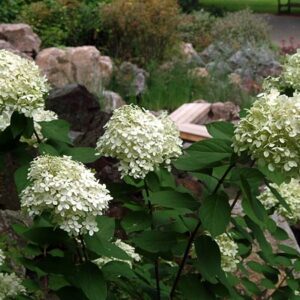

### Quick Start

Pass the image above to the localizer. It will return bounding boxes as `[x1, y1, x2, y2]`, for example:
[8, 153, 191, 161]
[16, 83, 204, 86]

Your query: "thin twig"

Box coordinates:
[33, 128, 42, 144]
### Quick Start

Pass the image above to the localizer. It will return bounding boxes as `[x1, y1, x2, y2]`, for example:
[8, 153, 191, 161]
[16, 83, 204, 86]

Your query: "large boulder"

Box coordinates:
[36, 46, 113, 95]
[0, 23, 40, 57]
[46, 84, 102, 132]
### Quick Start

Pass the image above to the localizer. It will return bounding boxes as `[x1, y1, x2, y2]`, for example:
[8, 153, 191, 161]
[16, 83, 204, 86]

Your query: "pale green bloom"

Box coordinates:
[233, 90, 300, 176]
[0, 50, 48, 130]
[21, 155, 112, 236]
[263, 50, 300, 93]
[215, 233, 240, 273]
[258, 178, 300, 224]
[94, 239, 141, 268]
[96, 105, 182, 179]
[0, 273, 26, 300]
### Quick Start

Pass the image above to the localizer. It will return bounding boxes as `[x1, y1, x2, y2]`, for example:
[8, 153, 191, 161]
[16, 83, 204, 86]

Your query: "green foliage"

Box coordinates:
[110, 61, 253, 111]
[211, 9, 272, 49]
[178, 10, 216, 51]
[18, 0, 103, 47]
[99, 0, 180, 65]
[0, 0, 26, 23]
[0, 100, 299, 299]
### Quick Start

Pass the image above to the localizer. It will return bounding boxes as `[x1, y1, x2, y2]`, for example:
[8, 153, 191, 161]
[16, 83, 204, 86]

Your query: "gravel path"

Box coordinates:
[261, 14, 300, 47]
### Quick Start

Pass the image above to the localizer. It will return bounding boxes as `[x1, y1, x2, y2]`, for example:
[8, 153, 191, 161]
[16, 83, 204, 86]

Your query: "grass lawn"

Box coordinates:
[200, 0, 293, 14]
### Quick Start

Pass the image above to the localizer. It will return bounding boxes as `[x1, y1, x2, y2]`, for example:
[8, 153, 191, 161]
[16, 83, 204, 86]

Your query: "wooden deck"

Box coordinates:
[169, 103, 212, 142]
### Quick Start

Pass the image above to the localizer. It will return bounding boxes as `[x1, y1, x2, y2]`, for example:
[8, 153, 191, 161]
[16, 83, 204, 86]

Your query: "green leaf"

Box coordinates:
[10, 111, 33, 138]
[121, 211, 151, 233]
[132, 231, 177, 253]
[190, 173, 218, 195]
[40, 119, 71, 144]
[94, 216, 115, 242]
[199, 192, 230, 237]
[174, 139, 233, 171]
[22, 227, 71, 246]
[63, 147, 99, 163]
[265, 180, 291, 213]
[240, 175, 268, 226]
[68, 263, 107, 300]
[194, 235, 222, 282]
[56, 287, 88, 300]
[241, 278, 261, 294]
[206, 122, 234, 141]
[179, 275, 216, 300]
[37, 256, 75, 275]
[48, 274, 70, 291]
[14, 164, 30, 194]
[38, 143, 59, 156]
[149, 190, 199, 211]
[101, 261, 136, 280]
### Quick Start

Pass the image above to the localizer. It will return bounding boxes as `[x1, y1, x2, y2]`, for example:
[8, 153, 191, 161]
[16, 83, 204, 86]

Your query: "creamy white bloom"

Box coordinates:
[94, 239, 141, 268]
[263, 50, 300, 93]
[20, 155, 112, 236]
[215, 233, 240, 273]
[282, 49, 300, 91]
[0, 273, 26, 300]
[0, 50, 48, 130]
[0, 249, 5, 267]
[96, 105, 182, 179]
[258, 179, 300, 224]
[233, 91, 300, 176]
[20, 109, 58, 146]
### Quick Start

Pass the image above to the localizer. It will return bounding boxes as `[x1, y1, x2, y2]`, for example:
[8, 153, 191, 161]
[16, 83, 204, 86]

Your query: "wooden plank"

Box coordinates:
[169, 103, 211, 125]
[177, 123, 211, 142]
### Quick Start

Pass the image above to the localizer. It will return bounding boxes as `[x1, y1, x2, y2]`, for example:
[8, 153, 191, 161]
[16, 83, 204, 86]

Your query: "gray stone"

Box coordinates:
[116, 62, 148, 97]
[0, 23, 40, 57]
[101, 91, 125, 113]
[36, 46, 113, 95]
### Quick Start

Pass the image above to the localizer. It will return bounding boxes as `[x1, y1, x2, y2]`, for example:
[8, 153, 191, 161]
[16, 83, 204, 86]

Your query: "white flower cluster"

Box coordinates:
[20, 155, 112, 236]
[96, 105, 182, 179]
[258, 179, 300, 224]
[0, 50, 48, 125]
[215, 233, 240, 273]
[263, 50, 300, 93]
[282, 49, 300, 91]
[0, 249, 26, 300]
[233, 90, 300, 176]
[0, 273, 26, 300]
[94, 239, 141, 268]
[20, 109, 58, 146]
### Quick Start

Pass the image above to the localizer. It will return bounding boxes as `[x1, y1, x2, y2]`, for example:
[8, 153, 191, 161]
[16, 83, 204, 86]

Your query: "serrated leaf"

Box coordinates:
[195, 235, 222, 282]
[68, 263, 107, 300]
[132, 231, 177, 253]
[149, 190, 199, 211]
[63, 147, 99, 163]
[38, 143, 59, 156]
[14, 164, 30, 194]
[199, 193, 230, 237]
[206, 122, 234, 141]
[40, 119, 71, 144]
[174, 139, 233, 171]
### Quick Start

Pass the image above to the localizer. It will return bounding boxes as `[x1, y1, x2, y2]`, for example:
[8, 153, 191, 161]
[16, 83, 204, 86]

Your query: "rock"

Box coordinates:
[180, 42, 204, 66]
[0, 40, 31, 59]
[36, 46, 113, 94]
[209, 102, 240, 121]
[0, 23, 40, 57]
[188, 67, 209, 79]
[101, 91, 125, 113]
[116, 62, 148, 98]
[46, 84, 101, 131]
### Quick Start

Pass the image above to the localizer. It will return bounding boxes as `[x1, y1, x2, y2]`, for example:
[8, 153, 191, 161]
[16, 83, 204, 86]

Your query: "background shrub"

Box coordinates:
[0, 0, 26, 23]
[178, 10, 216, 51]
[99, 0, 180, 65]
[211, 9, 271, 49]
[18, 0, 103, 47]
